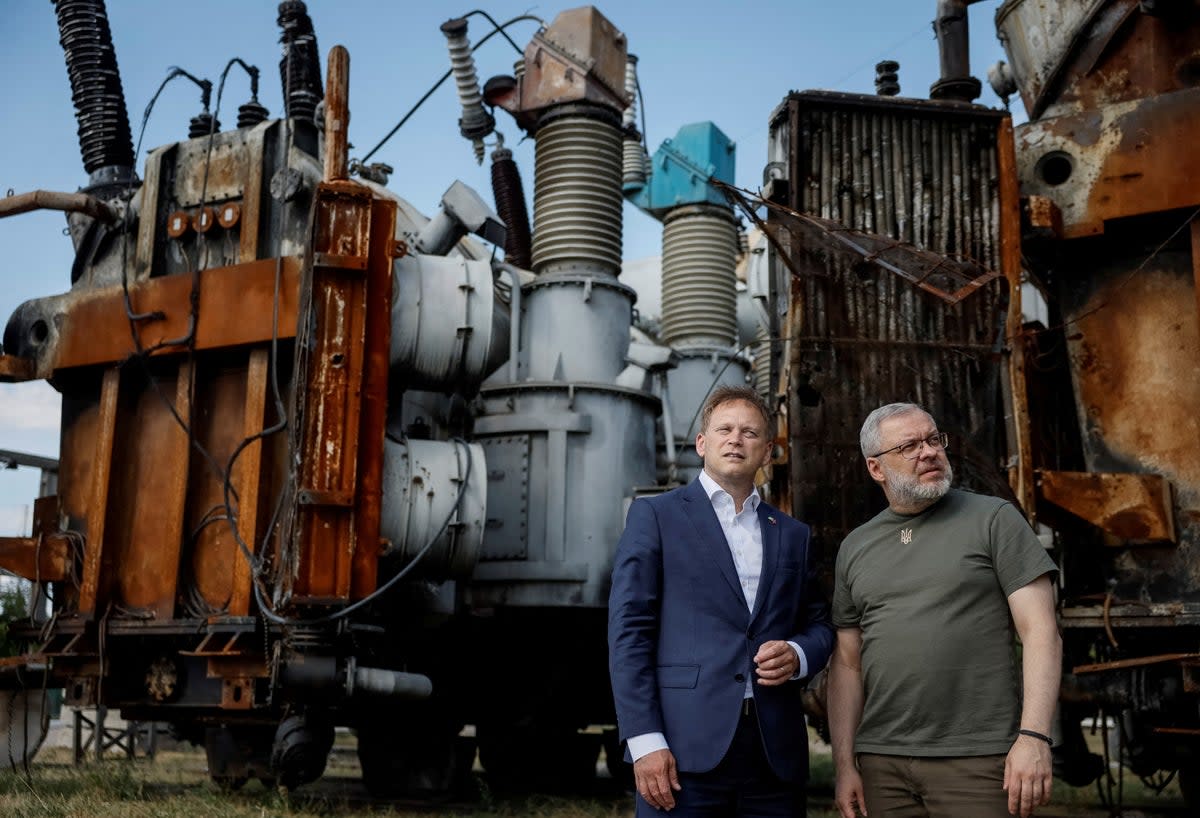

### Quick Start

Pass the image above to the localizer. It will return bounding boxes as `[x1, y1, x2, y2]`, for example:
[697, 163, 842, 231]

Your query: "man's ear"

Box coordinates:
[865, 457, 886, 484]
[695, 432, 706, 458]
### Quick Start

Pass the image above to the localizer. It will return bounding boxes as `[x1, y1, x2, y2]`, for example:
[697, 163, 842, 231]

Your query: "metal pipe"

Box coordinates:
[496, 262, 524, 383]
[929, 0, 982, 102]
[348, 664, 433, 699]
[0, 190, 116, 223]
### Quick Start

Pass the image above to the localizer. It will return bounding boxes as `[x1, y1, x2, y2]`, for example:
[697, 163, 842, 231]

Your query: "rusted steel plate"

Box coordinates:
[998, 117, 1035, 519]
[0, 354, 35, 382]
[1064, 264, 1200, 496]
[228, 349, 269, 617]
[292, 182, 373, 602]
[51, 257, 301, 372]
[1038, 469, 1175, 542]
[350, 197, 397, 599]
[1016, 88, 1200, 237]
[78, 367, 121, 617]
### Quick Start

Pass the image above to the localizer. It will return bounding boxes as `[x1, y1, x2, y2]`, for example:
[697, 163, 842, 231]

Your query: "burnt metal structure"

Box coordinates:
[758, 0, 1200, 807]
[997, 0, 1200, 801]
[0, 1, 692, 797]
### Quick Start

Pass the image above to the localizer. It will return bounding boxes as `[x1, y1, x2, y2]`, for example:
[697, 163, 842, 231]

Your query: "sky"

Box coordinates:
[0, 0, 1017, 533]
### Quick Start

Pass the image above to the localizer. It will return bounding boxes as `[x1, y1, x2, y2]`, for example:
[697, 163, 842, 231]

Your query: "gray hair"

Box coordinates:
[860, 403, 933, 458]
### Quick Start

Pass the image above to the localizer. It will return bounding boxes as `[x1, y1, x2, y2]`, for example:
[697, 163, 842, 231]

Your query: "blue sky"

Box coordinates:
[0, 0, 1015, 531]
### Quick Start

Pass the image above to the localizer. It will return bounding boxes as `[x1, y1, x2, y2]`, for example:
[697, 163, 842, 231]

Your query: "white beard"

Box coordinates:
[882, 460, 953, 506]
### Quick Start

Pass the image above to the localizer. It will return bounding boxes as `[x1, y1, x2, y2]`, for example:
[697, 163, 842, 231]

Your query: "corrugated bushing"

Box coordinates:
[531, 105, 623, 277]
[277, 0, 323, 122]
[237, 99, 270, 129]
[753, 324, 771, 402]
[442, 17, 494, 163]
[53, 0, 134, 175]
[491, 146, 533, 269]
[661, 204, 739, 348]
[622, 133, 647, 191]
[188, 112, 220, 139]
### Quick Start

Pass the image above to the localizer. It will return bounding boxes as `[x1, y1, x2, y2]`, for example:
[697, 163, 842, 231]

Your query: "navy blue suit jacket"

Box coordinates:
[607, 478, 834, 782]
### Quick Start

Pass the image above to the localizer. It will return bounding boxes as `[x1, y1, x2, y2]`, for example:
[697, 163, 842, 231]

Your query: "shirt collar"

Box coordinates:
[698, 469, 761, 513]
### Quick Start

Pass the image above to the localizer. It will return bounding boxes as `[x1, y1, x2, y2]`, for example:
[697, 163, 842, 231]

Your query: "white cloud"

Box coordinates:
[0, 383, 60, 455]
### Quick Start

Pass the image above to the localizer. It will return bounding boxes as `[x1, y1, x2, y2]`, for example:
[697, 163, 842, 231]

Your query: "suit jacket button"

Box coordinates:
[735, 673, 745, 683]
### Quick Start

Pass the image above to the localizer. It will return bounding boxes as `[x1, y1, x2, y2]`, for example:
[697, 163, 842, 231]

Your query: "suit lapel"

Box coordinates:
[750, 501, 780, 623]
[681, 479, 744, 606]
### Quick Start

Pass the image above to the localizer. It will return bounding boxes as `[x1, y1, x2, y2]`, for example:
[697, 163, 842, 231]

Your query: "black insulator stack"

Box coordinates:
[53, 0, 135, 175]
[188, 112, 221, 139]
[237, 100, 270, 128]
[277, 1, 323, 123]
[875, 60, 900, 97]
[491, 147, 533, 270]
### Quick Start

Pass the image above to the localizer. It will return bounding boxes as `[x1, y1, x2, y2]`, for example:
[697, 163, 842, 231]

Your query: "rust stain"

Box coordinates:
[1071, 268, 1200, 494]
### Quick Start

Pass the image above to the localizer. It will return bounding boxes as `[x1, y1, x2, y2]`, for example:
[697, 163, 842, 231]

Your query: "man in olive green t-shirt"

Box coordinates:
[828, 403, 1061, 818]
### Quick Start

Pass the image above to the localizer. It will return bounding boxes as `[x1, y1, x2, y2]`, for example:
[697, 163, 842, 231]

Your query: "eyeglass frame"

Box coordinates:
[868, 431, 949, 460]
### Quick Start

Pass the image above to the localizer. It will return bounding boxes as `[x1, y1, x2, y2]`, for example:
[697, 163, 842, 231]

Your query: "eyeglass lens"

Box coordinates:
[900, 432, 948, 459]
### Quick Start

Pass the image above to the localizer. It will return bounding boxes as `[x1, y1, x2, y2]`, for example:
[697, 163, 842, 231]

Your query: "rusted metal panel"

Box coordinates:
[50, 257, 301, 373]
[0, 535, 70, 581]
[500, 7, 628, 120]
[78, 367, 121, 617]
[227, 349, 270, 617]
[290, 181, 374, 603]
[102, 364, 193, 617]
[998, 117, 1036, 520]
[1038, 469, 1176, 542]
[350, 197, 396, 599]
[1017, 88, 1200, 236]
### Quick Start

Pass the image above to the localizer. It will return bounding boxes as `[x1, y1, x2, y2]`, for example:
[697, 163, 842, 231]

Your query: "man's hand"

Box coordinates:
[634, 748, 681, 811]
[754, 640, 798, 686]
[834, 765, 868, 818]
[1004, 734, 1052, 817]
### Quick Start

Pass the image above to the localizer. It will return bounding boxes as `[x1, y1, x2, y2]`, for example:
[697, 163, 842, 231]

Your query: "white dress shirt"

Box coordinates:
[626, 470, 808, 762]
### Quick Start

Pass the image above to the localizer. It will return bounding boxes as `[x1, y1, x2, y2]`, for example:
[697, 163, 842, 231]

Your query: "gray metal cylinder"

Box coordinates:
[471, 382, 659, 608]
[380, 438, 487, 581]
[661, 204, 739, 348]
[390, 253, 507, 392]
[531, 106, 623, 276]
[519, 274, 636, 383]
[666, 348, 752, 444]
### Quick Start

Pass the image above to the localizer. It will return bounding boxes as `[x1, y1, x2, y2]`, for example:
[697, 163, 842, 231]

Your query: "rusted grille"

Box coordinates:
[768, 91, 1017, 578]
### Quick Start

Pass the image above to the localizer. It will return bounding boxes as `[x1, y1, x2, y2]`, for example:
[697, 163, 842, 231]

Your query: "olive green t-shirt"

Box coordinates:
[832, 488, 1057, 756]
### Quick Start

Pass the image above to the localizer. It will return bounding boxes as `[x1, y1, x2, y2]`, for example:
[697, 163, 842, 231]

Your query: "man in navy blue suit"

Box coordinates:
[609, 385, 834, 816]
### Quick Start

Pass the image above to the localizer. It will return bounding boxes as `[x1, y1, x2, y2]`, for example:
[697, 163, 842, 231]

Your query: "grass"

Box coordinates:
[0, 731, 1185, 818]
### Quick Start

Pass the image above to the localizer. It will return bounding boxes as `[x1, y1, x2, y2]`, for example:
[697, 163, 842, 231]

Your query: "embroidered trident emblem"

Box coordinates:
[767, 516, 777, 526]
[900, 528, 913, 544]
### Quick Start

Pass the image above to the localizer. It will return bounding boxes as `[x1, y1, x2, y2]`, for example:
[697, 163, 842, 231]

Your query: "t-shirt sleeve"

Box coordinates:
[989, 501, 1058, 596]
[832, 545, 861, 628]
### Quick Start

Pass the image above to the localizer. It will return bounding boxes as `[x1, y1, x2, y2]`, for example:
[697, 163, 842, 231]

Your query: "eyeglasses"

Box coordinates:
[869, 431, 949, 460]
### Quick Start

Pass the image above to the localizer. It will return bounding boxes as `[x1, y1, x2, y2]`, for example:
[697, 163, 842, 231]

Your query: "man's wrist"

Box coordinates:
[1017, 728, 1054, 747]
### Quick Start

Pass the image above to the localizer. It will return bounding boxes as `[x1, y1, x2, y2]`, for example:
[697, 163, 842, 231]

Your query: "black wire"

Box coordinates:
[360, 14, 543, 163]
[254, 438, 474, 626]
[462, 9, 529, 54]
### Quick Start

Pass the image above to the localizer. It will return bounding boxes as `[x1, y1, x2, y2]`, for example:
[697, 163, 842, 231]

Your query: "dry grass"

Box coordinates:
[0, 734, 1185, 818]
